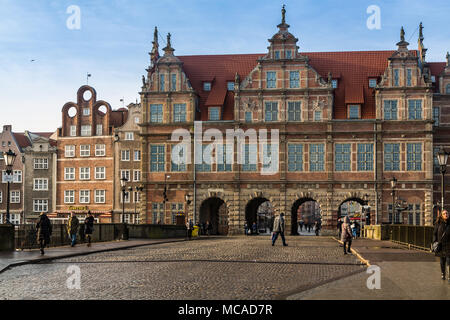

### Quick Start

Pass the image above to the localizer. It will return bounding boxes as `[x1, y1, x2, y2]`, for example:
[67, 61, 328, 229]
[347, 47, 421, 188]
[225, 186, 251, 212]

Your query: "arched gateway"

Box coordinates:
[245, 197, 274, 234]
[291, 198, 321, 235]
[199, 197, 228, 235]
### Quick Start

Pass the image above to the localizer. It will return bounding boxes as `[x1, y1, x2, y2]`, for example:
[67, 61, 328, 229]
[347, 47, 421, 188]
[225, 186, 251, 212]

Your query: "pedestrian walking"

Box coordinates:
[308, 222, 312, 233]
[244, 222, 249, 236]
[341, 216, 353, 254]
[351, 221, 357, 239]
[186, 219, 193, 239]
[299, 219, 304, 232]
[252, 222, 257, 235]
[84, 211, 95, 247]
[433, 209, 450, 281]
[337, 218, 343, 239]
[271, 213, 288, 246]
[315, 220, 322, 236]
[206, 220, 212, 235]
[201, 222, 206, 235]
[36, 212, 52, 255]
[67, 212, 80, 247]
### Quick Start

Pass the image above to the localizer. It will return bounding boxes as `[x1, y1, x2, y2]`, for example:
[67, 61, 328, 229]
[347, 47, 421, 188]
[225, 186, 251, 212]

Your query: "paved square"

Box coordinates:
[0, 236, 364, 300]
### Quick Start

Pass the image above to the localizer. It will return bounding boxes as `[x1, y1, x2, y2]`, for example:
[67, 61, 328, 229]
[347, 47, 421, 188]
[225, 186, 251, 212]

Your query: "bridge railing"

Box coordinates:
[363, 224, 434, 251]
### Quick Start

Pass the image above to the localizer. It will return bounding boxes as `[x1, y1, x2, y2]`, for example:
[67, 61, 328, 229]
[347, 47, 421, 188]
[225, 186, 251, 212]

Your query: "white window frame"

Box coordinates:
[34, 158, 49, 170]
[65, 145, 75, 158]
[64, 167, 75, 181]
[121, 150, 130, 161]
[79, 167, 90, 180]
[83, 108, 90, 116]
[10, 191, 20, 203]
[133, 170, 141, 182]
[80, 145, 90, 157]
[125, 132, 134, 141]
[33, 178, 49, 191]
[95, 167, 106, 180]
[96, 124, 103, 136]
[81, 125, 92, 137]
[12, 170, 22, 183]
[95, 190, 106, 204]
[70, 125, 77, 137]
[120, 170, 130, 182]
[64, 190, 75, 204]
[79, 190, 90, 204]
[95, 144, 106, 157]
[33, 199, 48, 213]
[134, 150, 141, 161]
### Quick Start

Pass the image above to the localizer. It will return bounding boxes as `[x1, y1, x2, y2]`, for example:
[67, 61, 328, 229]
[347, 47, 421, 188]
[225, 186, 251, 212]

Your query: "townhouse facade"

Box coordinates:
[139, 9, 450, 235]
[0, 125, 25, 224]
[22, 131, 57, 223]
[113, 102, 144, 223]
[52, 86, 128, 224]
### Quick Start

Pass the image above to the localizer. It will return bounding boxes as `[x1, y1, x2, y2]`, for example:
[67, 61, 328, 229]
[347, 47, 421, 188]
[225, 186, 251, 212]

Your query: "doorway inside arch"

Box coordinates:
[199, 197, 228, 235]
[245, 197, 273, 235]
[291, 198, 321, 235]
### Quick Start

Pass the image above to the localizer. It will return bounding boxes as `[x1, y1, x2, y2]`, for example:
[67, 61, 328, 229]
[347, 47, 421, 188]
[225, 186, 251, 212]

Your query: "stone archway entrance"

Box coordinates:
[199, 197, 228, 235]
[291, 198, 321, 235]
[245, 197, 273, 234]
[337, 198, 366, 219]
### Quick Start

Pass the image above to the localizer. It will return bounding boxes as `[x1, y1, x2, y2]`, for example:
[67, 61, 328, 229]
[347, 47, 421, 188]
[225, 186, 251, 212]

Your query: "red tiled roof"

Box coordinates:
[179, 54, 262, 121]
[178, 51, 444, 120]
[110, 109, 129, 128]
[429, 62, 446, 93]
[12, 133, 30, 149]
[305, 50, 396, 119]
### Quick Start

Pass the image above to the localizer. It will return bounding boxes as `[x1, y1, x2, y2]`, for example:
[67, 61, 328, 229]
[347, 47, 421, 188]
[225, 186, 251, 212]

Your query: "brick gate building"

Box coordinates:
[139, 10, 450, 235]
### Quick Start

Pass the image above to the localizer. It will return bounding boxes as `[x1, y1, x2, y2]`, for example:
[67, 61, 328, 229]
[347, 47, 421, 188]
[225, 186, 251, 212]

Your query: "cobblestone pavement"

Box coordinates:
[0, 236, 364, 300]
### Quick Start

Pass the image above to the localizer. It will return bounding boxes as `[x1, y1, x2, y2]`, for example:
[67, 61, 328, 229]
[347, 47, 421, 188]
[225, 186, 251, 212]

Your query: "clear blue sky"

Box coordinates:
[1, 0, 449, 132]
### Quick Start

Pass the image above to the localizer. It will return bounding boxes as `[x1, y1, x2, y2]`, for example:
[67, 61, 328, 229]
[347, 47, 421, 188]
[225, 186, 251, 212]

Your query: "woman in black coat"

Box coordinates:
[36, 212, 52, 255]
[433, 209, 450, 281]
[84, 211, 95, 247]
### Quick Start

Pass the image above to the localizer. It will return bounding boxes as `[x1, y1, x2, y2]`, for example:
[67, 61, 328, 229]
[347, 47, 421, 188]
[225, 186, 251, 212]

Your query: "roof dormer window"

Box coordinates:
[348, 105, 360, 119]
[227, 82, 235, 91]
[369, 78, 377, 88]
[275, 51, 280, 60]
[332, 79, 338, 89]
[203, 82, 211, 91]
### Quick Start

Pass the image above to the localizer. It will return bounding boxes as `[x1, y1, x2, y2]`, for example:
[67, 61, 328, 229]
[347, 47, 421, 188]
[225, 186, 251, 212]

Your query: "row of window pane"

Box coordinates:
[150, 104, 187, 123]
[65, 145, 106, 157]
[64, 190, 106, 204]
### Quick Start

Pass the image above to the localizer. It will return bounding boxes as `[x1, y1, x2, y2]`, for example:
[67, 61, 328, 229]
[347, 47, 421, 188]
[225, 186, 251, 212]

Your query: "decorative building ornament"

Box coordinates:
[400, 26, 405, 42]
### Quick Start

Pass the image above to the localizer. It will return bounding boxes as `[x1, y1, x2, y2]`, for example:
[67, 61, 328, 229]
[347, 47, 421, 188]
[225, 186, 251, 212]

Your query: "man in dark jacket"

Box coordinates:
[84, 211, 95, 247]
[36, 212, 52, 255]
[434, 209, 450, 281]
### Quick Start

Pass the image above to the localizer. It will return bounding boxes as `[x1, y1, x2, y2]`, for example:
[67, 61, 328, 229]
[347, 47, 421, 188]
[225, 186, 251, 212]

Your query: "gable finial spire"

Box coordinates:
[419, 22, 424, 41]
[400, 26, 405, 42]
[167, 33, 172, 49]
[282, 5, 286, 24]
[446, 52, 450, 67]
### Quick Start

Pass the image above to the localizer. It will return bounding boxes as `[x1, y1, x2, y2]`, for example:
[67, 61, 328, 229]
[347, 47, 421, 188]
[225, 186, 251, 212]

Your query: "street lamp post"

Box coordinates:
[128, 186, 133, 223]
[136, 185, 144, 224]
[120, 177, 128, 223]
[437, 148, 449, 211]
[390, 177, 397, 224]
[162, 175, 170, 224]
[3, 149, 17, 224]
